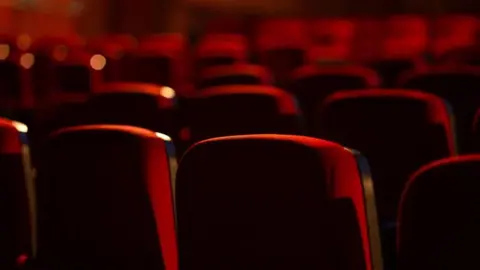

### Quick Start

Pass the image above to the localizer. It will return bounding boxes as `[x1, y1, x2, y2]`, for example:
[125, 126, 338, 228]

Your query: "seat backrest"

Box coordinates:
[352, 18, 383, 62]
[0, 118, 33, 269]
[311, 18, 355, 46]
[86, 34, 138, 82]
[316, 89, 456, 222]
[86, 83, 178, 138]
[30, 35, 85, 97]
[0, 59, 24, 106]
[381, 15, 428, 58]
[400, 66, 480, 152]
[31, 35, 85, 51]
[184, 85, 305, 143]
[32, 50, 102, 141]
[176, 134, 382, 270]
[290, 64, 379, 132]
[368, 57, 421, 88]
[0, 41, 34, 110]
[44, 48, 102, 100]
[438, 45, 480, 66]
[131, 56, 173, 86]
[35, 125, 177, 270]
[196, 34, 247, 69]
[397, 155, 480, 270]
[255, 19, 309, 86]
[132, 34, 186, 90]
[87, 34, 138, 54]
[430, 15, 478, 56]
[204, 17, 246, 34]
[309, 19, 355, 61]
[255, 19, 309, 52]
[197, 64, 271, 89]
[55, 64, 92, 93]
[260, 47, 306, 87]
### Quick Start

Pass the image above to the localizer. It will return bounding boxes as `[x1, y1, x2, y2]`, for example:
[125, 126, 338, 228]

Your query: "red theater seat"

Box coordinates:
[86, 34, 138, 82]
[33, 49, 102, 135]
[197, 63, 271, 89]
[255, 19, 309, 50]
[309, 18, 355, 61]
[0, 118, 33, 270]
[430, 15, 478, 57]
[30, 35, 84, 98]
[196, 34, 248, 69]
[315, 89, 456, 268]
[133, 34, 186, 92]
[30, 36, 86, 102]
[176, 135, 382, 270]
[368, 56, 425, 88]
[35, 125, 177, 270]
[316, 89, 456, 221]
[87, 34, 138, 54]
[400, 65, 480, 152]
[204, 17, 245, 34]
[367, 15, 428, 87]
[438, 45, 480, 66]
[398, 155, 480, 270]
[381, 15, 428, 59]
[182, 85, 305, 144]
[51, 50, 103, 98]
[351, 18, 382, 63]
[30, 51, 103, 174]
[289, 64, 379, 132]
[0, 45, 34, 112]
[255, 19, 309, 87]
[85, 83, 178, 141]
[32, 35, 84, 48]
[307, 45, 352, 64]
[34, 82, 179, 164]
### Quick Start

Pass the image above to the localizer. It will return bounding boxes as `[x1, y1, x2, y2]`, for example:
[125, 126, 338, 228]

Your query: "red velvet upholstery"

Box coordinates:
[35, 125, 177, 270]
[176, 134, 382, 270]
[398, 155, 480, 270]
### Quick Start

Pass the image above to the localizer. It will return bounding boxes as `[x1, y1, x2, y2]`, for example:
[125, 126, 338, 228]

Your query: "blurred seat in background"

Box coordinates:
[289, 64, 379, 133]
[255, 19, 309, 87]
[182, 85, 305, 145]
[400, 65, 480, 152]
[196, 63, 271, 90]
